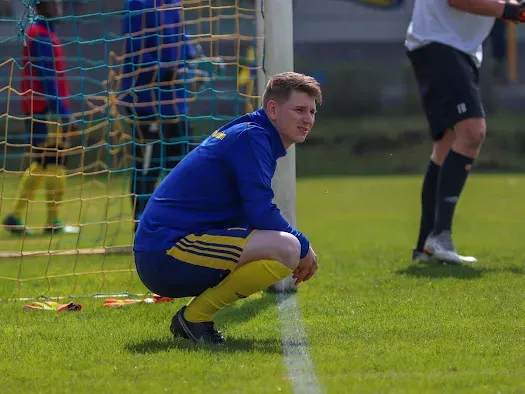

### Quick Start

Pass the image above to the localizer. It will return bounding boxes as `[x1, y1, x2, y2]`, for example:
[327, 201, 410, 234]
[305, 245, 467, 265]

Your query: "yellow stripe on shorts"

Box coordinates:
[166, 231, 255, 271]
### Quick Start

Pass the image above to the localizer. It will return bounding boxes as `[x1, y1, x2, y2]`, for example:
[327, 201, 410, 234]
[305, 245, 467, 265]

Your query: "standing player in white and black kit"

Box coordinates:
[406, 0, 525, 264]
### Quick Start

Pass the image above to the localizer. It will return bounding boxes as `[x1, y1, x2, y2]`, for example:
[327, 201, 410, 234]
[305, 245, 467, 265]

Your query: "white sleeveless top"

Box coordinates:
[405, 0, 496, 67]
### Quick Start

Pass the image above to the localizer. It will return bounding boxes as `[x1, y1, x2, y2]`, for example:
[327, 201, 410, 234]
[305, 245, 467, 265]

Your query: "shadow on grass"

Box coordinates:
[125, 292, 280, 354]
[126, 336, 282, 354]
[397, 261, 525, 279]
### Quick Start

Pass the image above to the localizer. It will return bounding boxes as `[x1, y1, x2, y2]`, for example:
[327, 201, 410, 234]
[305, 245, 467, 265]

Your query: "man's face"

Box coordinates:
[268, 90, 317, 148]
[37, 0, 63, 19]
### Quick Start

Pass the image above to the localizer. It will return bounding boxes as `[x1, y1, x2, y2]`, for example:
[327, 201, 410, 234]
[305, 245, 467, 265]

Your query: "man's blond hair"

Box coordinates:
[262, 72, 322, 107]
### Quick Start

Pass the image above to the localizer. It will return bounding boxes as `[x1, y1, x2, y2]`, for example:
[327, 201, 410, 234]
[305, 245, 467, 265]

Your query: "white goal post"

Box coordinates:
[257, 0, 299, 293]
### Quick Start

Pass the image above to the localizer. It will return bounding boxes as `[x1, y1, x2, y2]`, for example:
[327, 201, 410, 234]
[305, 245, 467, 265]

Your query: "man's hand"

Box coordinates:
[502, 1, 525, 22]
[292, 245, 318, 285]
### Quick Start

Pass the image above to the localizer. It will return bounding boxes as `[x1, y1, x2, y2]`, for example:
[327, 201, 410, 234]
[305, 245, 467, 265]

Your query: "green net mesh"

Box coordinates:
[0, 0, 261, 299]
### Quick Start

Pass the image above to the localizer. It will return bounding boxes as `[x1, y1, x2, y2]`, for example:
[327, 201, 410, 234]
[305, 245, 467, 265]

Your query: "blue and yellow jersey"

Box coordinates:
[134, 108, 311, 259]
[120, 0, 197, 117]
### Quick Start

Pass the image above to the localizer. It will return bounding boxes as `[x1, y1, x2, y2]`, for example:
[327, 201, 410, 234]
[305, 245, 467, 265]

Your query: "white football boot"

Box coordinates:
[424, 230, 477, 264]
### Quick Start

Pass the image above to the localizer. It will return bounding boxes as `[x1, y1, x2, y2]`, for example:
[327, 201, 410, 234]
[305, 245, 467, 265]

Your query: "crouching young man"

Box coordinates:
[133, 72, 322, 344]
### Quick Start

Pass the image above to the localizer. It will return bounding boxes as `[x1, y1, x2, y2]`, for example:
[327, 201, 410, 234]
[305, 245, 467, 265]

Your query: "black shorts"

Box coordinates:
[407, 42, 485, 141]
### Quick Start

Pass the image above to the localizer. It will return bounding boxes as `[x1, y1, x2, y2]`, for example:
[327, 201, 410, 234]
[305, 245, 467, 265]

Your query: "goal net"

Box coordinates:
[0, 0, 267, 300]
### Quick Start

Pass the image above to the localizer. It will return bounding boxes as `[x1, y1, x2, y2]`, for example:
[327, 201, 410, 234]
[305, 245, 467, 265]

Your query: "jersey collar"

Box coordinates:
[252, 108, 287, 158]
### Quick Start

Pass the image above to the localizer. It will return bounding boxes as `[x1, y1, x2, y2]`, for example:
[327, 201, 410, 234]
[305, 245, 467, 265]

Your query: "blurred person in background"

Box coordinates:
[3, 0, 78, 236]
[121, 0, 224, 232]
[405, 0, 525, 264]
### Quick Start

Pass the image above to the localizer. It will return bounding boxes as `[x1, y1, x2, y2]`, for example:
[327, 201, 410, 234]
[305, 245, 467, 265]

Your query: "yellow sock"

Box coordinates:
[44, 164, 66, 225]
[184, 259, 292, 323]
[12, 161, 46, 221]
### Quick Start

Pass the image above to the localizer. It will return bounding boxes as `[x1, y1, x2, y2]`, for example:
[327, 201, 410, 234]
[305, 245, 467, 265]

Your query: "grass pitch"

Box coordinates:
[1, 174, 525, 393]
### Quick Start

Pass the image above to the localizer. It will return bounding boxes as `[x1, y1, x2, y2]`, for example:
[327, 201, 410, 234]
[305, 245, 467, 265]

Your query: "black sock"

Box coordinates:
[433, 150, 474, 234]
[416, 160, 440, 251]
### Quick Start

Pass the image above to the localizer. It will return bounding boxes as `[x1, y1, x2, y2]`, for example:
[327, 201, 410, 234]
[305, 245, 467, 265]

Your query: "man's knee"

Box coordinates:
[276, 233, 301, 269]
[455, 117, 486, 149]
[239, 230, 301, 270]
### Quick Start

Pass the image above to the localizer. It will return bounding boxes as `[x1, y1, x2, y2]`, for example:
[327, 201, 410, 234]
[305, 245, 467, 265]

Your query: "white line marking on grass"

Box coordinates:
[276, 292, 323, 394]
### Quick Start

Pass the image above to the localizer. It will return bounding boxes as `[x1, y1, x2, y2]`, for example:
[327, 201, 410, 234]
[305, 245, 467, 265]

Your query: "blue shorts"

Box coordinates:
[25, 113, 49, 147]
[134, 227, 255, 298]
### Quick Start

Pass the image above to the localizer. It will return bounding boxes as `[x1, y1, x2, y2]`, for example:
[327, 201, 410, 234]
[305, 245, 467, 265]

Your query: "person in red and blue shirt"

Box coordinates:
[134, 72, 321, 344]
[3, 0, 77, 235]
